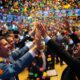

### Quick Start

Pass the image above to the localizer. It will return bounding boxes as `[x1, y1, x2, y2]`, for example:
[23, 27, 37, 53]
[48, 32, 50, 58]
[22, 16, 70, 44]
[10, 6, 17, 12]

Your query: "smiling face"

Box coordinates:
[0, 38, 10, 58]
[6, 36, 15, 51]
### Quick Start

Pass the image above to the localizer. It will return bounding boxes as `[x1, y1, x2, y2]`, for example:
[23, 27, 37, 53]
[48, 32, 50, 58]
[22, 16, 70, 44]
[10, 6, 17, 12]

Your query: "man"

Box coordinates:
[6, 34, 15, 51]
[38, 23, 80, 80]
[0, 36, 38, 80]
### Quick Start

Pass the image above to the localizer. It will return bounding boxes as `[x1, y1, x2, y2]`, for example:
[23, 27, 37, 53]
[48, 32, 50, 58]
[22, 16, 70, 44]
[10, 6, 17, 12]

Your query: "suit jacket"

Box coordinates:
[69, 33, 80, 44]
[15, 35, 33, 48]
[0, 46, 34, 80]
[46, 39, 80, 79]
[61, 66, 77, 80]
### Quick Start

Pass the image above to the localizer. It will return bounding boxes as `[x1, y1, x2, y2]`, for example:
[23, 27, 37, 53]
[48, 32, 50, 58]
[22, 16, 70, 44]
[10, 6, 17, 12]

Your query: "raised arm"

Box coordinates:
[39, 23, 80, 79]
[0, 45, 37, 79]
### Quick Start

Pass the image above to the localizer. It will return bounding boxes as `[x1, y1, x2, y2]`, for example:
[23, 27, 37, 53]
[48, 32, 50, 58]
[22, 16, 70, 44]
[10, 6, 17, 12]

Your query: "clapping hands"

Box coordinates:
[34, 29, 41, 48]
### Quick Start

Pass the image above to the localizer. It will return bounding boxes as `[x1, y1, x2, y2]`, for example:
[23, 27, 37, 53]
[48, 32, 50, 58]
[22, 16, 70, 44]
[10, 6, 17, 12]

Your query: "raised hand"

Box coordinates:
[38, 24, 48, 38]
[29, 22, 39, 35]
[34, 29, 42, 49]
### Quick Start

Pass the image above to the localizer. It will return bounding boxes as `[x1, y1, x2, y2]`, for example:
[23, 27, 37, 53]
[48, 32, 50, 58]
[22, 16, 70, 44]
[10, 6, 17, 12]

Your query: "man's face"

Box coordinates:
[0, 39, 10, 58]
[6, 37, 15, 50]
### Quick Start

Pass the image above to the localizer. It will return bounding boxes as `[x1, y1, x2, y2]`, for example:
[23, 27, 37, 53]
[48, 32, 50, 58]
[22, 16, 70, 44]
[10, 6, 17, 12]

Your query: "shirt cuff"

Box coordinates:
[29, 50, 36, 57]
[26, 34, 30, 37]
[44, 36, 51, 44]
[25, 42, 33, 49]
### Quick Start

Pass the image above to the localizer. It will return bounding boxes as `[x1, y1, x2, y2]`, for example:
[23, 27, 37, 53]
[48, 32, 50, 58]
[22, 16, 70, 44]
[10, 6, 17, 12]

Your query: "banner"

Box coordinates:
[7, 14, 13, 22]
[13, 15, 18, 22]
[0, 9, 80, 22]
[74, 9, 80, 16]
[3, 14, 7, 22]
[61, 10, 66, 17]
[66, 10, 73, 16]
[55, 10, 62, 17]
[0, 13, 2, 19]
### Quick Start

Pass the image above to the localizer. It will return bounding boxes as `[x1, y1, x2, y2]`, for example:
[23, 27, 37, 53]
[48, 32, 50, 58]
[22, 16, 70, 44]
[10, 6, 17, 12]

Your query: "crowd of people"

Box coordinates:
[0, 0, 80, 80]
[0, 0, 80, 12]
[0, 16, 80, 80]
[0, 0, 80, 21]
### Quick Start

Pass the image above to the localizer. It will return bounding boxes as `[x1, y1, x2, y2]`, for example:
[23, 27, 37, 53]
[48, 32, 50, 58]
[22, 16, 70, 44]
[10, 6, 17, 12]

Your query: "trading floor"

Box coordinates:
[19, 64, 67, 80]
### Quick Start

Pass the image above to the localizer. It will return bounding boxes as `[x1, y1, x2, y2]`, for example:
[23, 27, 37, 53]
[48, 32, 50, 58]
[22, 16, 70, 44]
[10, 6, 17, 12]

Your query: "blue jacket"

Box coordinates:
[0, 46, 34, 80]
